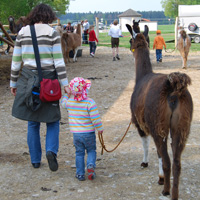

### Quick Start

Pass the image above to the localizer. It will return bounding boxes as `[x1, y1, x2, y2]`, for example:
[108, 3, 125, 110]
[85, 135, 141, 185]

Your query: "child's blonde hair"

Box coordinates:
[89, 25, 94, 30]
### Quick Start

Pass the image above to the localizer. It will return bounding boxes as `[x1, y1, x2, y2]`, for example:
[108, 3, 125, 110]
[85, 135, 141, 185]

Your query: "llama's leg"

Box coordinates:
[61, 41, 68, 64]
[157, 151, 164, 185]
[155, 137, 171, 196]
[170, 135, 185, 200]
[180, 52, 186, 69]
[73, 48, 78, 62]
[141, 135, 150, 168]
[67, 52, 70, 63]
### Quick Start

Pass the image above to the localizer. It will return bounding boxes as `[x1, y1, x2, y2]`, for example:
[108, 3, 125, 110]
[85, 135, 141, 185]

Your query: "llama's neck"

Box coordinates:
[134, 48, 152, 84]
[9, 22, 16, 33]
[76, 24, 81, 36]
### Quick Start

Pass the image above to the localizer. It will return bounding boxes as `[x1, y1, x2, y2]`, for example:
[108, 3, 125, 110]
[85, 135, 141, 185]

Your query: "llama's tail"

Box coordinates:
[167, 72, 191, 95]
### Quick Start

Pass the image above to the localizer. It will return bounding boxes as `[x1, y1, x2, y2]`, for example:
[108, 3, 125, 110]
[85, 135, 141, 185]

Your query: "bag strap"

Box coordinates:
[30, 25, 43, 82]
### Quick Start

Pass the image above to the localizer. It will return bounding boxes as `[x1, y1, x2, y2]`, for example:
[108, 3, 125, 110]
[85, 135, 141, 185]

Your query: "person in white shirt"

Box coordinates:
[83, 19, 90, 44]
[108, 19, 122, 61]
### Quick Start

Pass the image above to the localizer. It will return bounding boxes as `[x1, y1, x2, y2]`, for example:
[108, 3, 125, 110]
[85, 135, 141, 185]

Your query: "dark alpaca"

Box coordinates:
[8, 16, 26, 34]
[126, 24, 193, 200]
[132, 20, 150, 47]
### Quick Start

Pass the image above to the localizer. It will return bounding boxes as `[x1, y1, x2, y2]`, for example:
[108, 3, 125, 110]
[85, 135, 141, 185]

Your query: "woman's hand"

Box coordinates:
[64, 86, 71, 97]
[11, 88, 17, 96]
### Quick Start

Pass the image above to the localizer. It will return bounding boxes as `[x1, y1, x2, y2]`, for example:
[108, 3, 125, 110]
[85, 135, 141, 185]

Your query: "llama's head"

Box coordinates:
[132, 20, 140, 33]
[126, 24, 148, 53]
[8, 16, 15, 22]
[179, 30, 187, 39]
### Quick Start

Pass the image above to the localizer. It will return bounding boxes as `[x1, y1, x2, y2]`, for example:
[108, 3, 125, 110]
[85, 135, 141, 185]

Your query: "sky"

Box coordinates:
[67, 0, 163, 13]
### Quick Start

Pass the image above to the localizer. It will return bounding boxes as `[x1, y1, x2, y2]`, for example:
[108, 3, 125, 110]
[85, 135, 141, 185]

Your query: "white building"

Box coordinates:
[118, 9, 158, 32]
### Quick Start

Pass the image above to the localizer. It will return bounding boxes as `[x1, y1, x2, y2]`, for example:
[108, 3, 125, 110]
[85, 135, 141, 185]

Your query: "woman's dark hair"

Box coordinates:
[25, 3, 57, 25]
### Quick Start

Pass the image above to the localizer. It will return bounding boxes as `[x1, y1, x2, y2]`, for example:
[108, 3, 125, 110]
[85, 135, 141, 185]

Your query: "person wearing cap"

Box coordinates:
[153, 30, 166, 63]
[61, 77, 103, 181]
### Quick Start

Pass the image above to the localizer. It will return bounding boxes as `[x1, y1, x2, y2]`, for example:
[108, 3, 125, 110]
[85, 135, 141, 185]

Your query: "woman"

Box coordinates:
[10, 3, 71, 171]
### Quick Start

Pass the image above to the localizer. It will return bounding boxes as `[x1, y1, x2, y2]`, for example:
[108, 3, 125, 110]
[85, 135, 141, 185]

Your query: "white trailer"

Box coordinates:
[175, 5, 200, 44]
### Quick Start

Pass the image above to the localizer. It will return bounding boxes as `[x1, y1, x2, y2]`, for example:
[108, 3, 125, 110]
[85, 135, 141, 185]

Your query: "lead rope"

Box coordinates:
[98, 121, 132, 155]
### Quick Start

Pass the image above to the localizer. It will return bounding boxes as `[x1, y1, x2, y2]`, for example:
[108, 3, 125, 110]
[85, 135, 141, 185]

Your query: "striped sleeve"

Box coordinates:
[88, 99, 103, 131]
[10, 36, 22, 88]
[61, 94, 68, 109]
[52, 31, 68, 86]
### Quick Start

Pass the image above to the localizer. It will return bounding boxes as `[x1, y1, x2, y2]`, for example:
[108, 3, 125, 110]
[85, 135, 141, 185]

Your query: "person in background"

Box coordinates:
[153, 30, 166, 63]
[83, 19, 90, 44]
[61, 77, 103, 181]
[10, 3, 71, 171]
[64, 22, 74, 33]
[88, 25, 98, 57]
[108, 19, 122, 61]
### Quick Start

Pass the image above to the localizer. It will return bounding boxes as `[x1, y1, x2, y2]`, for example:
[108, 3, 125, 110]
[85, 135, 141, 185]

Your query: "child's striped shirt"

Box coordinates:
[61, 95, 103, 133]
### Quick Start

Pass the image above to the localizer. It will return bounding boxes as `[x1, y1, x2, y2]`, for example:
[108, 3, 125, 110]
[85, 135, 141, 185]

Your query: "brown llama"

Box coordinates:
[132, 20, 150, 47]
[126, 24, 193, 200]
[57, 24, 82, 64]
[8, 16, 26, 34]
[177, 30, 191, 69]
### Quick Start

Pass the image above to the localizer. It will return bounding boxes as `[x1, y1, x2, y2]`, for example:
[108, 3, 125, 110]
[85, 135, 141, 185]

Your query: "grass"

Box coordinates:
[96, 24, 200, 52]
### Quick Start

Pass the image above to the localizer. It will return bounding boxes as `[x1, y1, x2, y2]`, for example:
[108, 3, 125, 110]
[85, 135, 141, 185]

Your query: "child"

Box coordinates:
[61, 77, 103, 181]
[153, 30, 166, 63]
[88, 25, 98, 57]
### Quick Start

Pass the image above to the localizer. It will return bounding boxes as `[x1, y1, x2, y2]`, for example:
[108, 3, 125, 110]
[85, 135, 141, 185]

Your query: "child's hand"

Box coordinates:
[98, 130, 103, 135]
[64, 86, 71, 97]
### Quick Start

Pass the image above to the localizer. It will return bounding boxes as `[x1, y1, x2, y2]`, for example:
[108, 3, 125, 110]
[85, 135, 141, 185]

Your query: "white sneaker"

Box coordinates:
[90, 52, 94, 57]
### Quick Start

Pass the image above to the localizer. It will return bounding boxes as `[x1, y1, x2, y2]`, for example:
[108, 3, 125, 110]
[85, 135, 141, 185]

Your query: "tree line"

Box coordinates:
[1, 0, 199, 26]
[60, 11, 173, 26]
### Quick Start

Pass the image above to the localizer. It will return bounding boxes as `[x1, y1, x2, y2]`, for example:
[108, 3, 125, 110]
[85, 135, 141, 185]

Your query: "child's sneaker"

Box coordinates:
[87, 165, 96, 180]
[75, 174, 86, 181]
[90, 52, 94, 57]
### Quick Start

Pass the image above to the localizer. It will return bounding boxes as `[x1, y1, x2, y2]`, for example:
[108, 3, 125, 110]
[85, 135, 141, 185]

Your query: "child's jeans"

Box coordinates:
[89, 41, 96, 54]
[156, 49, 162, 62]
[73, 132, 96, 175]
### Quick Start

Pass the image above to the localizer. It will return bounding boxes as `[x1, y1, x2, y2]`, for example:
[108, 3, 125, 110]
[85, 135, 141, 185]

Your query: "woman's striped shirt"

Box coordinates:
[61, 95, 103, 133]
[10, 24, 68, 88]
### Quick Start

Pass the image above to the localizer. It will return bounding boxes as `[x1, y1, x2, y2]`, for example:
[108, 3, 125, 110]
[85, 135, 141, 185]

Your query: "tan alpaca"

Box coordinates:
[57, 24, 82, 64]
[177, 30, 191, 69]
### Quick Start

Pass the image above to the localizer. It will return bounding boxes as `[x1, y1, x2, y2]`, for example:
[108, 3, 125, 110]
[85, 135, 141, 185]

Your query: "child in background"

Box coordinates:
[153, 30, 166, 63]
[61, 77, 103, 181]
[89, 25, 98, 57]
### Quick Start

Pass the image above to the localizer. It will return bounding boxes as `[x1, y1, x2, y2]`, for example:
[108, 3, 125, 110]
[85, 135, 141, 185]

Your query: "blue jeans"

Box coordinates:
[156, 49, 162, 62]
[89, 41, 96, 54]
[73, 132, 96, 175]
[27, 120, 59, 163]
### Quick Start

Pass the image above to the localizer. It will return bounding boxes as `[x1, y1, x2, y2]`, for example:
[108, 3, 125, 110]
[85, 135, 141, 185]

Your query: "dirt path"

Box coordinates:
[0, 46, 200, 200]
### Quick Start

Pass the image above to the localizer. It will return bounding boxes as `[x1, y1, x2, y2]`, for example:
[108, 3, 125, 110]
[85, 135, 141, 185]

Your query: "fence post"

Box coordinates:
[96, 17, 99, 39]
[175, 17, 178, 48]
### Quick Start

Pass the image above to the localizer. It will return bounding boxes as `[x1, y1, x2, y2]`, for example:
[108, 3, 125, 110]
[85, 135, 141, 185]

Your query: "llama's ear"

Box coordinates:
[126, 24, 133, 36]
[143, 25, 149, 37]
